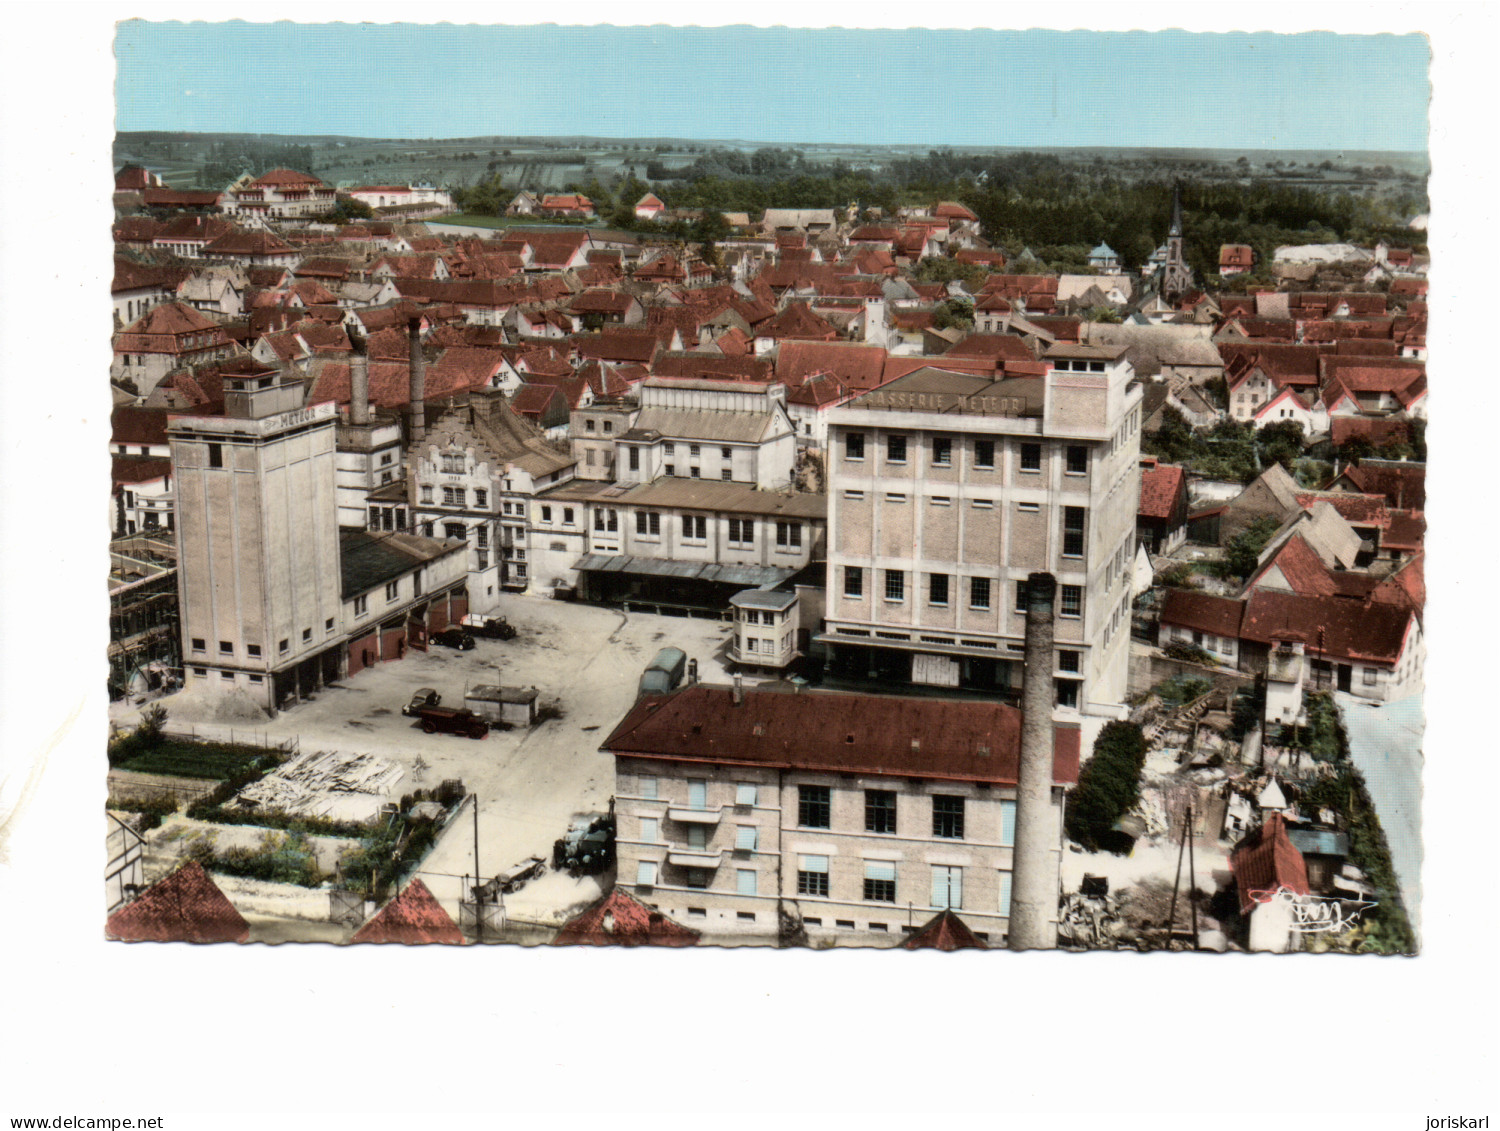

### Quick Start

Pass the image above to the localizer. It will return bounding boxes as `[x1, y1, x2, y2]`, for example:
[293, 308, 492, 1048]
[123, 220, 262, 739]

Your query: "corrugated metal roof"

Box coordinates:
[339, 530, 464, 597]
[631, 406, 778, 444]
[730, 588, 798, 610]
[1287, 828, 1350, 857]
[574, 554, 794, 588]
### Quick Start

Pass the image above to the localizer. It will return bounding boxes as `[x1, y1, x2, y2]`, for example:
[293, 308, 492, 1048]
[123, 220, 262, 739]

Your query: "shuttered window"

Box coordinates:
[735, 825, 758, 851]
[636, 860, 657, 886]
[999, 870, 1013, 917]
[737, 869, 757, 896]
[931, 865, 963, 910]
[863, 860, 896, 903]
[639, 817, 658, 844]
[1000, 800, 1017, 847]
[736, 783, 757, 806]
[688, 779, 707, 810]
[797, 855, 830, 897]
[639, 776, 657, 800]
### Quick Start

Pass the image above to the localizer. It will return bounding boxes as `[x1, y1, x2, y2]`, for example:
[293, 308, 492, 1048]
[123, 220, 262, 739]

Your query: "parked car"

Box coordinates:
[461, 614, 517, 641]
[638, 647, 687, 697]
[401, 688, 441, 716]
[411, 705, 489, 739]
[431, 627, 476, 650]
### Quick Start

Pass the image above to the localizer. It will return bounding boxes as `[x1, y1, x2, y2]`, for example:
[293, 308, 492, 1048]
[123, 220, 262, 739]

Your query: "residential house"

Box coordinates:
[634, 193, 666, 222]
[1137, 458, 1189, 555]
[1087, 242, 1122, 272]
[1230, 815, 1311, 953]
[151, 214, 236, 259]
[113, 258, 189, 328]
[201, 229, 300, 268]
[113, 301, 237, 396]
[607, 684, 1081, 944]
[221, 168, 337, 219]
[1219, 245, 1256, 277]
[344, 184, 455, 217]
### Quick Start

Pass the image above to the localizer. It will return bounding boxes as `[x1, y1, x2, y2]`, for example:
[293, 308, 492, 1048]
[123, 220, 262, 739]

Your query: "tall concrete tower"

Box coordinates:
[170, 358, 343, 713]
[1009, 571, 1061, 950]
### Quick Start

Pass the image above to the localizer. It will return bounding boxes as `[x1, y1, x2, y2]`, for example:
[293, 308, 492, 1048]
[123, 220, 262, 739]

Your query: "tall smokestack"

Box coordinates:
[407, 316, 426, 443]
[349, 352, 370, 427]
[1010, 571, 1059, 951]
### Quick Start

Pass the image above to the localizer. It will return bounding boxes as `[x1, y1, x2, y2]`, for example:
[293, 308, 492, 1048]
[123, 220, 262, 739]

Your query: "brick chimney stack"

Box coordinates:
[349, 350, 370, 427]
[407, 316, 426, 443]
[1009, 571, 1059, 951]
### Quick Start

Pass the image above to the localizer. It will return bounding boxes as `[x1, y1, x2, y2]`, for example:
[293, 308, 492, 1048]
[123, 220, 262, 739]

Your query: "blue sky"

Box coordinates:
[115, 22, 1429, 152]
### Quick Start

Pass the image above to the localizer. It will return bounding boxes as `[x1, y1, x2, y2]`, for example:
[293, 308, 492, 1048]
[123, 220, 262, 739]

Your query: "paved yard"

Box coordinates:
[113, 598, 739, 931]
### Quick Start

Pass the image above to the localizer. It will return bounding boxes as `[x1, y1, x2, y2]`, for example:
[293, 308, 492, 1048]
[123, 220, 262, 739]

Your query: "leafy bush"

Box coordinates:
[1155, 562, 1195, 589]
[1163, 642, 1218, 666]
[1213, 515, 1283, 580]
[107, 793, 179, 833]
[1065, 722, 1148, 852]
[1156, 673, 1214, 707]
[337, 817, 441, 902]
[208, 831, 325, 888]
[1299, 763, 1417, 955]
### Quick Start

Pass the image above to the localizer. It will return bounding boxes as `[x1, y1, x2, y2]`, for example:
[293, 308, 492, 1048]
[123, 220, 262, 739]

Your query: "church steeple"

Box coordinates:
[1160, 182, 1193, 302]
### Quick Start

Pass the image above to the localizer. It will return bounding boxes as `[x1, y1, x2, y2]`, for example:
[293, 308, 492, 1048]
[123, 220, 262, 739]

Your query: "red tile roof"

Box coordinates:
[112, 257, 192, 295]
[1251, 534, 1339, 597]
[1240, 590, 1414, 664]
[203, 230, 296, 257]
[775, 341, 888, 391]
[785, 371, 851, 407]
[933, 201, 978, 222]
[106, 862, 250, 943]
[112, 455, 173, 488]
[604, 685, 1082, 787]
[903, 908, 989, 950]
[1231, 814, 1310, 916]
[552, 890, 700, 947]
[1381, 509, 1426, 551]
[1371, 553, 1425, 612]
[1219, 244, 1255, 269]
[576, 329, 664, 365]
[249, 168, 327, 187]
[112, 405, 173, 447]
[944, 333, 1035, 367]
[1294, 491, 1390, 529]
[1329, 416, 1412, 449]
[652, 352, 774, 383]
[1138, 463, 1187, 521]
[1159, 589, 1246, 639]
[713, 326, 753, 356]
[510, 381, 568, 420]
[568, 289, 635, 317]
[144, 187, 223, 208]
[350, 878, 464, 945]
[1342, 462, 1422, 513]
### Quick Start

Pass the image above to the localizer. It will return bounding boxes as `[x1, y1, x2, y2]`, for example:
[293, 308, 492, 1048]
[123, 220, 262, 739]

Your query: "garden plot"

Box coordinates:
[231, 749, 405, 822]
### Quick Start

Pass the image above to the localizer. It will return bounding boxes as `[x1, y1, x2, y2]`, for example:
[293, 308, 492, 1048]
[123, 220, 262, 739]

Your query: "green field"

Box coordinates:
[117, 739, 273, 781]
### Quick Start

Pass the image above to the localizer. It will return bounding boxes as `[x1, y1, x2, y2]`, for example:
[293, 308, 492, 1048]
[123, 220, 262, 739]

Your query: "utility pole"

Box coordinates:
[472, 796, 484, 943]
